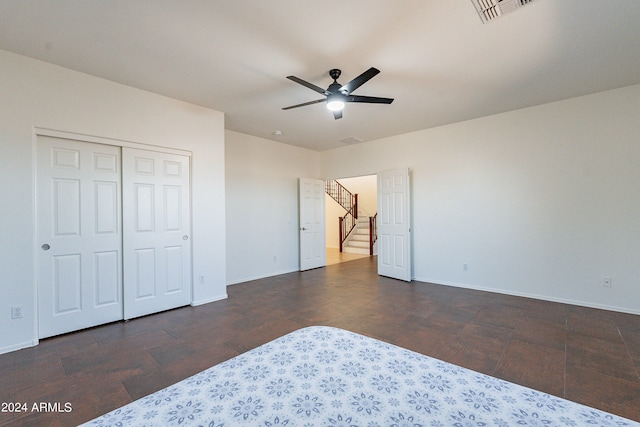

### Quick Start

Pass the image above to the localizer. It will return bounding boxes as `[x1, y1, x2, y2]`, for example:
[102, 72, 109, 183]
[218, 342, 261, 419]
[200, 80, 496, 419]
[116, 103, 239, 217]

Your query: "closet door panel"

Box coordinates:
[37, 136, 123, 338]
[122, 148, 191, 319]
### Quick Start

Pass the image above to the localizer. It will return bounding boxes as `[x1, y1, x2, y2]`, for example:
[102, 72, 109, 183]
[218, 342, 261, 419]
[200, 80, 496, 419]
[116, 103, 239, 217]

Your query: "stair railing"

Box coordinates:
[326, 179, 358, 252]
[369, 212, 378, 255]
[325, 179, 358, 218]
[338, 208, 356, 252]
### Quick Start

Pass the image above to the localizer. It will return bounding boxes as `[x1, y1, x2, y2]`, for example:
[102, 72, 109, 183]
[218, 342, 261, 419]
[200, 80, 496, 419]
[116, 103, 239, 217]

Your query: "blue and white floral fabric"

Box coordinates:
[82, 326, 637, 426]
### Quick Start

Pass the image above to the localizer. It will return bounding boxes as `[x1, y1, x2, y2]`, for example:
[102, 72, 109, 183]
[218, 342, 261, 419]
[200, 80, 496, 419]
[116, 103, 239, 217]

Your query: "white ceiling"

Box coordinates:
[1, 1, 639, 151]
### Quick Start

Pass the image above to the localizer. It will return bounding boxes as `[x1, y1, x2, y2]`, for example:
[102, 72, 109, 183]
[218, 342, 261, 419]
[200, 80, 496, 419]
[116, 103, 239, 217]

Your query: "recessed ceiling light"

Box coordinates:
[272, 130, 284, 136]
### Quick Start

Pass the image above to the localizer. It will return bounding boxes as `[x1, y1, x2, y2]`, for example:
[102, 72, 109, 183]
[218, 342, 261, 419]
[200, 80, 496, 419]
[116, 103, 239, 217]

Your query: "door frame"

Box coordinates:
[321, 170, 412, 280]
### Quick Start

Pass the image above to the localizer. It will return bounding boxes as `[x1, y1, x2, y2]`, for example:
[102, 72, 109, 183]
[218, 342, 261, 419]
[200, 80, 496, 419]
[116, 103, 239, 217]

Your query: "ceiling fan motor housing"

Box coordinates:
[328, 82, 343, 94]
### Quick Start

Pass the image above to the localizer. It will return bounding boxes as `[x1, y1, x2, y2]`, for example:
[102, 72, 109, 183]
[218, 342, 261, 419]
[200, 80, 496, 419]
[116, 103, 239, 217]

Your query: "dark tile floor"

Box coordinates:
[1, 256, 639, 426]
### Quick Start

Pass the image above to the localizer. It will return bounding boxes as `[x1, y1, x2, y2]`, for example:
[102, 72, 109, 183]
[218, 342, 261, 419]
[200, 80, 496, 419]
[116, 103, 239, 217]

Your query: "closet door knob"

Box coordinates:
[41, 244, 51, 250]
[183, 235, 189, 240]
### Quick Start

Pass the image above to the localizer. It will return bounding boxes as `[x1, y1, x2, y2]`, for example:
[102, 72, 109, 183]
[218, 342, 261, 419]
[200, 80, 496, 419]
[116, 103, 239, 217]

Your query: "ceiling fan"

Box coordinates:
[282, 67, 394, 119]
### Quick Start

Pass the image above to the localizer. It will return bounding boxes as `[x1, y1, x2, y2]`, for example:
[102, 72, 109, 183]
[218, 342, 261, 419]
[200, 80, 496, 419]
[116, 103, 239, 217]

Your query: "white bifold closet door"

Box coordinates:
[37, 137, 123, 338]
[122, 148, 191, 320]
[37, 137, 191, 338]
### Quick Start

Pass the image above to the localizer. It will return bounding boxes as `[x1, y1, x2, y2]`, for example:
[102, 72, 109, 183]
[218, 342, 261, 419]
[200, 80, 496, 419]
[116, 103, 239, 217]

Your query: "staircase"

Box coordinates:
[342, 217, 372, 254]
[325, 179, 377, 255]
[325, 179, 357, 252]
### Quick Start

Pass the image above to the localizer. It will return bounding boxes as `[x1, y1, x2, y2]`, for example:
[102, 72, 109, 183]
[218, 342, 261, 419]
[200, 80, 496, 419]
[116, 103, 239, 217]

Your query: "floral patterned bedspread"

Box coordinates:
[81, 326, 637, 426]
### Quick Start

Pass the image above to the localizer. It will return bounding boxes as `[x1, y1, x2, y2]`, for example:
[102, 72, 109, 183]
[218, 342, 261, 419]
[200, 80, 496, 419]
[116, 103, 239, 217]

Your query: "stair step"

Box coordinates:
[346, 240, 369, 248]
[343, 246, 370, 255]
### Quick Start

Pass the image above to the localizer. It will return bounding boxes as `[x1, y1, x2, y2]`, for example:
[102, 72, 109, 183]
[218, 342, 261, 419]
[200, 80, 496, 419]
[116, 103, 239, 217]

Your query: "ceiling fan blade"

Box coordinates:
[286, 76, 329, 95]
[333, 109, 343, 120]
[346, 95, 394, 104]
[282, 99, 325, 110]
[340, 67, 380, 94]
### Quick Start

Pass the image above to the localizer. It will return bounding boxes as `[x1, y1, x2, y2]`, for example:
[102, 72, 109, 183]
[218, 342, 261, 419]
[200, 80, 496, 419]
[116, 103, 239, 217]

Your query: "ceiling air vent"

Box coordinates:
[340, 136, 363, 145]
[471, 0, 534, 23]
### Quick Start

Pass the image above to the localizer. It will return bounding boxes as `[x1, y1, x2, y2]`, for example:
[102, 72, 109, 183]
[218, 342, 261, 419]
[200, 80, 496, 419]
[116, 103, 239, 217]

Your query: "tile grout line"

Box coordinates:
[616, 325, 640, 383]
[491, 311, 521, 375]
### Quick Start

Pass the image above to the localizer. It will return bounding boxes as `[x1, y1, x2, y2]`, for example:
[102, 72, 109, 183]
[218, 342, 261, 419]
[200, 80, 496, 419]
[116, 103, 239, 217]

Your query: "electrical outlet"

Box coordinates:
[602, 277, 612, 288]
[463, 263, 468, 271]
[11, 305, 23, 319]
[199, 275, 205, 284]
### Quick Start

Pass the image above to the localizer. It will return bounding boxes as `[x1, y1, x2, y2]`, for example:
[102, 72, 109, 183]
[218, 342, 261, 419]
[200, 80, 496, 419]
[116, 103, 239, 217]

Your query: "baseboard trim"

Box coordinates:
[0, 339, 38, 356]
[227, 268, 299, 286]
[413, 276, 640, 316]
[191, 294, 228, 306]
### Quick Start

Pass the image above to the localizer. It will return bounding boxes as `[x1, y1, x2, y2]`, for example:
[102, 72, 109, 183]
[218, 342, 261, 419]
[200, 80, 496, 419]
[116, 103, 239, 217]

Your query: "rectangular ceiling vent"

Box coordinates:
[471, 0, 534, 23]
[340, 136, 363, 145]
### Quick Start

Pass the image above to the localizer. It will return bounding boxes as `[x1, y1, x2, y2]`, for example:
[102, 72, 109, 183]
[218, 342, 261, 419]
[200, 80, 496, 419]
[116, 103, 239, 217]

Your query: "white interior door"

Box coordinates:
[122, 148, 191, 319]
[299, 178, 326, 271]
[36, 136, 123, 338]
[377, 168, 412, 281]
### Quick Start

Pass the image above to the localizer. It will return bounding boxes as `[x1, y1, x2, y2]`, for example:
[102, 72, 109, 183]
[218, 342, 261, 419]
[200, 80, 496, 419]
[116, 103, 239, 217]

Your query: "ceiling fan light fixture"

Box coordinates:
[326, 94, 345, 111]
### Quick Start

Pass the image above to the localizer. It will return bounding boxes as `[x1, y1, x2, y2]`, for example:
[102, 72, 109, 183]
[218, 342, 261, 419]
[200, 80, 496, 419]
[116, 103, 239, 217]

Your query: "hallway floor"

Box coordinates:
[325, 246, 370, 265]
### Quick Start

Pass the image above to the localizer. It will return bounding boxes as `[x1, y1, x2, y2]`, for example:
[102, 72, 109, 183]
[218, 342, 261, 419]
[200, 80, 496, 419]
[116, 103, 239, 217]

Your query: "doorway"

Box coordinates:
[325, 174, 377, 265]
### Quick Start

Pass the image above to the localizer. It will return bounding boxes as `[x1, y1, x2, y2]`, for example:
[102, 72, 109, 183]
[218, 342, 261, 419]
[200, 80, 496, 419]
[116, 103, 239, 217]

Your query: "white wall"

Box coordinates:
[225, 130, 319, 284]
[321, 84, 640, 314]
[0, 50, 227, 354]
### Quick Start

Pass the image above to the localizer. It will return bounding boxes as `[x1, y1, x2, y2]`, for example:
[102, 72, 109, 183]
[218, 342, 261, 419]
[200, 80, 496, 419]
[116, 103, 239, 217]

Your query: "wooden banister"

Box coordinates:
[326, 179, 358, 252]
[325, 179, 358, 219]
[369, 212, 378, 256]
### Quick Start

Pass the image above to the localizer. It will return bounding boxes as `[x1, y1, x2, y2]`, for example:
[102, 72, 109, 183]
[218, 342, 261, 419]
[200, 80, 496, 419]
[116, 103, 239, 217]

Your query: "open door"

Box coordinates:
[377, 168, 412, 281]
[299, 178, 326, 271]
